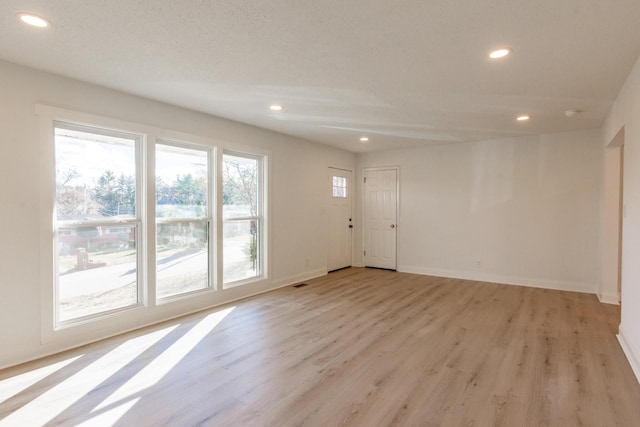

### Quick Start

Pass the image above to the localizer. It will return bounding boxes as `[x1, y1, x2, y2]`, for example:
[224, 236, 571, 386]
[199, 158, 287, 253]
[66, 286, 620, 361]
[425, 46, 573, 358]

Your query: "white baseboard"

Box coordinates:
[597, 291, 620, 305]
[618, 326, 640, 385]
[270, 268, 327, 288]
[397, 265, 596, 294]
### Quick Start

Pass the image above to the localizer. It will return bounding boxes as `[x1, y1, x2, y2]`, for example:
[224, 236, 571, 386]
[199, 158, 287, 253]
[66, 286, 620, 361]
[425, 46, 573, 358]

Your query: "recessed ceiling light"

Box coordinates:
[360, 137, 369, 142]
[17, 13, 50, 28]
[564, 109, 582, 117]
[516, 115, 530, 121]
[489, 48, 511, 59]
[269, 105, 283, 111]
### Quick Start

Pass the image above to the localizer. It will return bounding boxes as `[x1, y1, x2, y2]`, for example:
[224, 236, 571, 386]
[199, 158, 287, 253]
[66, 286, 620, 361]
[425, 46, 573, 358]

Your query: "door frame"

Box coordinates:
[327, 166, 354, 272]
[602, 127, 624, 305]
[360, 166, 400, 270]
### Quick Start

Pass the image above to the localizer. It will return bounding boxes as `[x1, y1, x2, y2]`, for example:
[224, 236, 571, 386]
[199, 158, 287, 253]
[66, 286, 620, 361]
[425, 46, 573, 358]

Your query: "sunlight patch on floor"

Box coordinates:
[76, 397, 140, 427]
[92, 307, 235, 416]
[1, 325, 178, 426]
[0, 356, 82, 405]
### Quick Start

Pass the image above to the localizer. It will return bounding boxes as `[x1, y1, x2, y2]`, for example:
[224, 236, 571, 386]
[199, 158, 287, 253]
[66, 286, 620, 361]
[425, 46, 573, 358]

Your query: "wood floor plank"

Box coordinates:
[1, 268, 639, 426]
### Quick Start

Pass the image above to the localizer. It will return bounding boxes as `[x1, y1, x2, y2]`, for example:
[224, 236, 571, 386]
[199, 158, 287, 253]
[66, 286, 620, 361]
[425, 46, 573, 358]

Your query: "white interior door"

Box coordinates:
[363, 169, 397, 270]
[328, 168, 353, 271]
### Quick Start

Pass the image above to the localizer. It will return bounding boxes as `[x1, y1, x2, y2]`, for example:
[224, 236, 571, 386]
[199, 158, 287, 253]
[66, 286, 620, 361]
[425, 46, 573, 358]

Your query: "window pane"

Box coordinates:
[223, 154, 258, 219]
[332, 187, 346, 197]
[55, 127, 136, 220]
[156, 222, 209, 298]
[223, 220, 259, 283]
[57, 224, 138, 321]
[156, 144, 208, 218]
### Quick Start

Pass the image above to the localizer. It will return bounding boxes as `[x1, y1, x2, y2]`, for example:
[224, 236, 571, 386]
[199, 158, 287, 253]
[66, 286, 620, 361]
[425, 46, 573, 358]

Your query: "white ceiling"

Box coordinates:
[1, 1, 640, 153]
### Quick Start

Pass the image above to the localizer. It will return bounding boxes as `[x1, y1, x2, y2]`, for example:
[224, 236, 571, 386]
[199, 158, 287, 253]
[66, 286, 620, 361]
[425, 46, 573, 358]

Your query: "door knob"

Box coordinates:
[390, 224, 395, 228]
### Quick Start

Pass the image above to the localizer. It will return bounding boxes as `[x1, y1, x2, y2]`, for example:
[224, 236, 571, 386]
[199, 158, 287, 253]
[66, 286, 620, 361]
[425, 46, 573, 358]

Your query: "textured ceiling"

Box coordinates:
[1, 1, 640, 152]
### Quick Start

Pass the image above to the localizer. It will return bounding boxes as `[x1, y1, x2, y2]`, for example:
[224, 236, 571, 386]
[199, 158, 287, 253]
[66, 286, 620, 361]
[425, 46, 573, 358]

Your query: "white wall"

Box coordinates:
[356, 130, 602, 293]
[603, 57, 640, 383]
[0, 60, 355, 369]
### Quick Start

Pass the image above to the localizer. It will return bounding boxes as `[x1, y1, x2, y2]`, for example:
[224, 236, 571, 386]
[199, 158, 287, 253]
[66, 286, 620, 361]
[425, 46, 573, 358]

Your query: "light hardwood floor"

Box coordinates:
[1, 268, 640, 426]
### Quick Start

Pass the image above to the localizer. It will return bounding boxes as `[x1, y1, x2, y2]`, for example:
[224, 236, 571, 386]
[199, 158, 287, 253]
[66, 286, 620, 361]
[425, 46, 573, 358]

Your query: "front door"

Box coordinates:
[328, 168, 353, 271]
[363, 169, 397, 270]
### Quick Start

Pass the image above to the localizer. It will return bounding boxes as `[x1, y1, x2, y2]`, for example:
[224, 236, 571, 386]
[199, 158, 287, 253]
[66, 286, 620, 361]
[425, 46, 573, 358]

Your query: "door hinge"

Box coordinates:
[363, 250, 366, 256]
[364, 177, 367, 183]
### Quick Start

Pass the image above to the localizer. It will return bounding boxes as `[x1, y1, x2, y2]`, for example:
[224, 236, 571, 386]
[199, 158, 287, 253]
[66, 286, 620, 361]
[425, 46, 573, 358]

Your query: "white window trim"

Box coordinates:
[37, 106, 156, 341]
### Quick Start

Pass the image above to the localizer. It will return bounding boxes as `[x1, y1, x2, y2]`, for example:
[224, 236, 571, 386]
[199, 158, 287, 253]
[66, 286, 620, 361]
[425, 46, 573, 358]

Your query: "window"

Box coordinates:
[155, 142, 211, 298]
[54, 123, 141, 323]
[42, 105, 271, 336]
[223, 152, 263, 284]
[332, 176, 347, 198]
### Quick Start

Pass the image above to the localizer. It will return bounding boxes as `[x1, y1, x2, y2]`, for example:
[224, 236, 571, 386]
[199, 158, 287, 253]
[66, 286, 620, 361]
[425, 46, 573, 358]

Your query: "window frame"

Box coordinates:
[221, 149, 267, 288]
[52, 121, 145, 327]
[154, 139, 215, 300]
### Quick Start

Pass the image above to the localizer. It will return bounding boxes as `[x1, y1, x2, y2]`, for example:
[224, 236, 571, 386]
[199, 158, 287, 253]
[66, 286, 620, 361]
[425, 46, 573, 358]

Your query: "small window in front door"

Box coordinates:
[332, 176, 347, 198]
